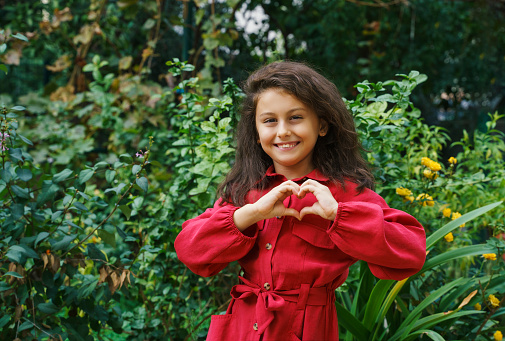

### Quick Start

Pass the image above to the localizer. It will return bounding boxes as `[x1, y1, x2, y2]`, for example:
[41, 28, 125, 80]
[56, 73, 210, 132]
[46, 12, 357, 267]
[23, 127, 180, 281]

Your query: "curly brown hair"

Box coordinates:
[218, 61, 375, 206]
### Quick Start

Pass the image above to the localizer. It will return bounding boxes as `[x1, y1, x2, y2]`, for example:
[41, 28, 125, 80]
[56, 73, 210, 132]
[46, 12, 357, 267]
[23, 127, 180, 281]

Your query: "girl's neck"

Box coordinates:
[273, 163, 315, 180]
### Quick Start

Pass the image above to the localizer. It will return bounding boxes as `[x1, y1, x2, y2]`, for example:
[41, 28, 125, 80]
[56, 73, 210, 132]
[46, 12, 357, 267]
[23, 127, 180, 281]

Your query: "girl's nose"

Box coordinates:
[277, 122, 291, 138]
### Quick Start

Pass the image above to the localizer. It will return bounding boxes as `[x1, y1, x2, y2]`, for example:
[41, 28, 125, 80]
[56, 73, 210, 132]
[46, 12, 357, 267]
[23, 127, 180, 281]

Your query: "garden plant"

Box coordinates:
[1, 25, 505, 341]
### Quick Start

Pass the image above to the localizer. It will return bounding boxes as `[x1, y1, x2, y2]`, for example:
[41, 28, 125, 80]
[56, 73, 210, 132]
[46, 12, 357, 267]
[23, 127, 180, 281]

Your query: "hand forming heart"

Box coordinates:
[253, 179, 339, 222]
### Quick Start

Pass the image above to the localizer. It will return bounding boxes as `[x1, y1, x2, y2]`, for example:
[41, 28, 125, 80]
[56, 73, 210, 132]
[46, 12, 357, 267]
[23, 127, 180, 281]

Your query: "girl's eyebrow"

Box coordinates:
[258, 107, 306, 117]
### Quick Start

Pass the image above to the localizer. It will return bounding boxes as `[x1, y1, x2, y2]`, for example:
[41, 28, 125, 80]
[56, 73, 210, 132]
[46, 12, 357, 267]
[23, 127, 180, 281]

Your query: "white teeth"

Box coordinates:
[278, 143, 297, 148]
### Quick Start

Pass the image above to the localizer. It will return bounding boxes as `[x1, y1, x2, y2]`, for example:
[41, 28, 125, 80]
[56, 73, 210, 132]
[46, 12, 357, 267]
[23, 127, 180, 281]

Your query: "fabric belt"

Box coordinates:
[230, 276, 328, 335]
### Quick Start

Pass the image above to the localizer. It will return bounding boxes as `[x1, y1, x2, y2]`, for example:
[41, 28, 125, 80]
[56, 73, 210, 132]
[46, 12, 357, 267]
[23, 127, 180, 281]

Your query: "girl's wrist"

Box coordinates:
[233, 204, 262, 232]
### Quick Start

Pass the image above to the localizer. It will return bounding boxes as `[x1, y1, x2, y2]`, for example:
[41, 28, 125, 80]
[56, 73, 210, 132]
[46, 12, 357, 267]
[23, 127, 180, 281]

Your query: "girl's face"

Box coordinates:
[255, 89, 327, 180]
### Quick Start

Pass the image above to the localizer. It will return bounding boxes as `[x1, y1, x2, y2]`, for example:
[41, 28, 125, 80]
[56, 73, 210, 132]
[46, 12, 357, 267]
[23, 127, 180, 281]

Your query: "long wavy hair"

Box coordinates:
[218, 61, 375, 206]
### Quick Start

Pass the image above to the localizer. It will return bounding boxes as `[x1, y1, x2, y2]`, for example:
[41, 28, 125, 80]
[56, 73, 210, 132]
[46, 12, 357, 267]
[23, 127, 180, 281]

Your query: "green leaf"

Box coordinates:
[53, 169, 74, 183]
[426, 201, 502, 249]
[74, 201, 89, 211]
[9, 148, 23, 162]
[0, 64, 8, 74]
[119, 153, 133, 162]
[11, 33, 28, 41]
[132, 164, 141, 175]
[362, 279, 394, 330]
[136, 177, 148, 192]
[412, 310, 484, 333]
[98, 229, 116, 248]
[8, 244, 40, 259]
[51, 234, 77, 251]
[405, 330, 445, 341]
[79, 169, 94, 183]
[116, 226, 127, 239]
[35, 232, 50, 246]
[5, 247, 23, 263]
[119, 205, 131, 220]
[87, 243, 106, 262]
[11, 185, 30, 199]
[420, 244, 495, 274]
[17, 134, 33, 146]
[371, 278, 409, 339]
[37, 180, 60, 207]
[389, 277, 467, 341]
[94, 161, 109, 168]
[104, 183, 126, 194]
[3, 271, 24, 278]
[77, 279, 98, 300]
[17, 320, 33, 332]
[16, 168, 32, 182]
[11, 105, 26, 111]
[10, 203, 24, 220]
[38, 302, 60, 314]
[0, 315, 10, 328]
[105, 170, 116, 183]
[335, 301, 370, 341]
[0, 169, 12, 182]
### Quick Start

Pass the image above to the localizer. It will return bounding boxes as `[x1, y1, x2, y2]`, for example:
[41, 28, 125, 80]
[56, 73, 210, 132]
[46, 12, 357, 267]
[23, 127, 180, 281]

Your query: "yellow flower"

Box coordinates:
[421, 157, 432, 166]
[483, 253, 497, 261]
[495, 330, 503, 341]
[452, 212, 465, 227]
[442, 208, 452, 218]
[444, 232, 454, 242]
[489, 294, 500, 308]
[396, 187, 412, 197]
[404, 195, 415, 203]
[416, 193, 434, 207]
[423, 169, 439, 180]
[448, 156, 457, 165]
[474, 303, 481, 310]
[427, 160, 442, 172]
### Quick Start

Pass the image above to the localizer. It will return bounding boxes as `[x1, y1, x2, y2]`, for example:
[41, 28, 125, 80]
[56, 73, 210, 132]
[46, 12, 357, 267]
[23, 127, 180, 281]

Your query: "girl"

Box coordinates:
[174, 61, 426, 340]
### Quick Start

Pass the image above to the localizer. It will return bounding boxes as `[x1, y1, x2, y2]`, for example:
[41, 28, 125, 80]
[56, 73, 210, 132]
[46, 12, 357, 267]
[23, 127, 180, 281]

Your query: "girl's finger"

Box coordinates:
[298, 183, 321, 198]
[283, 208, 301, 220]
[299, 205, 320, 220]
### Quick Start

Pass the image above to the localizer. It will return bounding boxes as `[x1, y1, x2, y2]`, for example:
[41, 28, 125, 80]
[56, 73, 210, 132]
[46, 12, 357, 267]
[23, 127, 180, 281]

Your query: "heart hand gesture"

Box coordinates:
[298, 179, 339, 221]
[253, 180, 302, 220]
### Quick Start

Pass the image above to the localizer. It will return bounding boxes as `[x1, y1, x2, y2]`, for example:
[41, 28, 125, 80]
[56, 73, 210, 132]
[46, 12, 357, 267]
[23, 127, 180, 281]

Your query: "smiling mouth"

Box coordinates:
[274, 142, 300, 150]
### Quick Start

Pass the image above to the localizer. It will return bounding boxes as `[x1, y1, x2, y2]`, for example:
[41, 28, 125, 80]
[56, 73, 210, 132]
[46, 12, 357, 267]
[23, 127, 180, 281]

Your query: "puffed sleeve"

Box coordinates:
[327, 187, 426, 281]
[174, 199, 259, 277]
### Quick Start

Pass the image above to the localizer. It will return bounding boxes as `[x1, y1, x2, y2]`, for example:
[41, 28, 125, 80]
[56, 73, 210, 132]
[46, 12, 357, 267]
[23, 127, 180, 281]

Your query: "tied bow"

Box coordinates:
[230, 277, 309, 335]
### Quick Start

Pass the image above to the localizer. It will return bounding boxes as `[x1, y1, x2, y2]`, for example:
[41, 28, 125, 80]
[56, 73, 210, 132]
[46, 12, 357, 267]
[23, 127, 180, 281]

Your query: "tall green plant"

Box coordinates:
[0, 46, 157, 340]
[336, 202, 504, 341]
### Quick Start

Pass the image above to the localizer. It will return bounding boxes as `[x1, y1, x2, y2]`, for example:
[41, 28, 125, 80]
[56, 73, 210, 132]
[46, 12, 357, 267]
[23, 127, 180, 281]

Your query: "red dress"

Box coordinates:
[175, 167, 426, 340]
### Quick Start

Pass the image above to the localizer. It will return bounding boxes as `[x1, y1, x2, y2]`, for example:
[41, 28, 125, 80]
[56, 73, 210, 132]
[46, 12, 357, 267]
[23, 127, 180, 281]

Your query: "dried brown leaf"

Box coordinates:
[46, 54, 72, 72]
[107, 271, 120, 294]
[50, 255, 60, 274]
[15, 305, 23, 321]
[119, 56, 133, 70]
[119, 270, 127, 289]
[458, 290, 478, 309]
[99, 265, 109, 284]
[1, 49, 22, 65]
[41, 253, 48, 271]
[73, 24, 95, 45]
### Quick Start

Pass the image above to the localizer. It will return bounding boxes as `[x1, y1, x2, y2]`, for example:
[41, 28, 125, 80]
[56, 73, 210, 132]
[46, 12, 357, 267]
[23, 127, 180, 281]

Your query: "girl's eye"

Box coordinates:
[264, 118, 276, 123]
[290, 115, 303, 120]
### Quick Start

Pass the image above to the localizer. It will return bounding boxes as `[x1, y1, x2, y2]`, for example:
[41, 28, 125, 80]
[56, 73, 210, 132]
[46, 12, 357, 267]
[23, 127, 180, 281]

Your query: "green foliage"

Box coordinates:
[0, 102, 158, 339]
[336, 71, 505, 341]
[2, 43, 505, 340]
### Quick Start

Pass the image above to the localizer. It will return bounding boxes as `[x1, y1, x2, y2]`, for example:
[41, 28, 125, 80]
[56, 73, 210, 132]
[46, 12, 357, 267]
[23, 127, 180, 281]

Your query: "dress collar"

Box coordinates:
[265, 165, 329, 182]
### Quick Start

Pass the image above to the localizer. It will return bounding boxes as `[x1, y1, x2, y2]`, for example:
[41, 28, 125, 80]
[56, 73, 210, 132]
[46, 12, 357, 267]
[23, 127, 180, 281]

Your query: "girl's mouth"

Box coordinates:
[274, 142, 300, 150]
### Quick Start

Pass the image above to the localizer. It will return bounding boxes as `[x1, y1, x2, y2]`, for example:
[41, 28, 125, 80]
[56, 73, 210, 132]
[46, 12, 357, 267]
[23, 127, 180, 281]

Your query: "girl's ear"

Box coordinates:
[319, 120, 329, 137]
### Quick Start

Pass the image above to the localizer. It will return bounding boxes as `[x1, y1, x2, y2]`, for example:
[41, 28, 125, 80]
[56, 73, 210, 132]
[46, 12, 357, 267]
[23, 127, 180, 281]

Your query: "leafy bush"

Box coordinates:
[2, 54, 504, 341]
